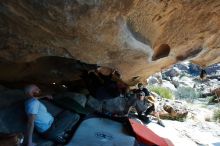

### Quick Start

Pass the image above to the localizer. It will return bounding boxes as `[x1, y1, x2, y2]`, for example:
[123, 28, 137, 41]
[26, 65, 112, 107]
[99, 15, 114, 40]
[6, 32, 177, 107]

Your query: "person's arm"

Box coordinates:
[37, 95, 53, 100]
[127, 106, 133, 115]
[125, 99, 137, 116]
[26, 114, 36, 146]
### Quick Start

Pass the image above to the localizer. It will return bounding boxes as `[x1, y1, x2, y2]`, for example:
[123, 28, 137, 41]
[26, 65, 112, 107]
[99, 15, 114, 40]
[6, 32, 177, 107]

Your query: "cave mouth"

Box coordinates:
[152, 44, 170, 61]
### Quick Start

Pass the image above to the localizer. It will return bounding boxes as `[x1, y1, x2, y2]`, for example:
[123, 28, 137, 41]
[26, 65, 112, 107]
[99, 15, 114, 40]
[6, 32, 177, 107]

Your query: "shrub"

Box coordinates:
[174, 86, 201, 101]
[148, 86, 173, 99]
[207, 96, 217, 104]
[213, 109, 220, 123]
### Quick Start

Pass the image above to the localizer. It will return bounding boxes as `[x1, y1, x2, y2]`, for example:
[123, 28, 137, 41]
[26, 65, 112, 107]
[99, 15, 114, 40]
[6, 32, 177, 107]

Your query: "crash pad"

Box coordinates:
[129, 118, 173, 146]
[66, 118, 138, 146]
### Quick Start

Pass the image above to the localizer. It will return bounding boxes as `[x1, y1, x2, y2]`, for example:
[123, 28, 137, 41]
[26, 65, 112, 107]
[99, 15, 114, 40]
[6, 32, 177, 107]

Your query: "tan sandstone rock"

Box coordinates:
[0, 0, 219, 84]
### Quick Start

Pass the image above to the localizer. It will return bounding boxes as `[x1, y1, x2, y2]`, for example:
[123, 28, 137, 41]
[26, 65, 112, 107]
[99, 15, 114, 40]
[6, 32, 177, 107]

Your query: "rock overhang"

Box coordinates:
[0, 0, 220, 84]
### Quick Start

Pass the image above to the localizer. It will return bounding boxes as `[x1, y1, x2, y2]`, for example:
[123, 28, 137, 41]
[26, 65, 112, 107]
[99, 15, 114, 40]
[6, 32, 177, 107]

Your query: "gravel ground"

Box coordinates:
[148, 98, 220, 146]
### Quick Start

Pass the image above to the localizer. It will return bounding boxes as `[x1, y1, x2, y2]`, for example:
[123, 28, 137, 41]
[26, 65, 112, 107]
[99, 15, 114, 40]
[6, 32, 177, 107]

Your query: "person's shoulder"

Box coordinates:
[25, 98, 40, 114]
[143, 88, 150, 94]
[143, 88, 149, 91]
[131, 98, 138, 104]
[25, 98, 39, 106]
[136, 99, 142, 102]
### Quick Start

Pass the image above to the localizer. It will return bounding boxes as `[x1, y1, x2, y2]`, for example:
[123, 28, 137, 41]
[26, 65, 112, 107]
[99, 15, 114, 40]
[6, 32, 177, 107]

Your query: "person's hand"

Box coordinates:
[45, 95, 53, 100]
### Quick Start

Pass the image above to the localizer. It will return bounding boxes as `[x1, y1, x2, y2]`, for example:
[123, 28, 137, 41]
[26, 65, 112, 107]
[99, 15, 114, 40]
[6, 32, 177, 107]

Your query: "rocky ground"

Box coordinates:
[144, 94, 220, 145]
[160, 100, 220, 146]
[146, 62, 220, 146]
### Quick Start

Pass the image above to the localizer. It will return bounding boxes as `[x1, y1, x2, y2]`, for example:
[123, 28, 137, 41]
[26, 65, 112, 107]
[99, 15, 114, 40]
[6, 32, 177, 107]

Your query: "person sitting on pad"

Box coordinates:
[127, 91, 165, 127]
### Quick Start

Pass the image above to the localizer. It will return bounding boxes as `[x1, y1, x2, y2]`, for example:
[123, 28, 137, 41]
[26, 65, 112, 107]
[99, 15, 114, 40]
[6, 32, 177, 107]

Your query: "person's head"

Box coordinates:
[137, 83, 144, 90]
[137, 91, 145, 101]
[24, 84, 41, 97]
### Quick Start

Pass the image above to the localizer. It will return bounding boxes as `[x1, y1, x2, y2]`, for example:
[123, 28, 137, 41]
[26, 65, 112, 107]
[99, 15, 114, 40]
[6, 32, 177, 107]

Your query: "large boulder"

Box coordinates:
[147, 72, 163, 85]
[0, 86, 26, 109]
[0, 0, 220, 84]
[158, 100, 188, 120]
[102, 96, 127, 114]
[147, 76, 160, 85]
[55, 92, 87, 107]
[86, 96, 127, 114]
[161, 80, 177, 92]
[174, 62, 189, 72]
[164, 67, 181, 78]
[188, 63, 201, 76]
[205, 63, 220, 75]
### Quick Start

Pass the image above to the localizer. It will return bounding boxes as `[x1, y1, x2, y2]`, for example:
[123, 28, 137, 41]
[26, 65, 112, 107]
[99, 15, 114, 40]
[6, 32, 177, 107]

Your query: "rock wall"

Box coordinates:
[0, 0, 220, 84]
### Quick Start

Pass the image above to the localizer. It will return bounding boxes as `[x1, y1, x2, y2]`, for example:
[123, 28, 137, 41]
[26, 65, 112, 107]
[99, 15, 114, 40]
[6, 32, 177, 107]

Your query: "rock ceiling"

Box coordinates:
[0, 0, 219, 84]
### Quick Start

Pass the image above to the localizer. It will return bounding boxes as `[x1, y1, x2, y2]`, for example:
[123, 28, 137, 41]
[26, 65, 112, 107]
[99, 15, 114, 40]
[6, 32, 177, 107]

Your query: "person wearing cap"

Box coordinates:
[126, 91, 152, 122]
[127, 91, 165, 127]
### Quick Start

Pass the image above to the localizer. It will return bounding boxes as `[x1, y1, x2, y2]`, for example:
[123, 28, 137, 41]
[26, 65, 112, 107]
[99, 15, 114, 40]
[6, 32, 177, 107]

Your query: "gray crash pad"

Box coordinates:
[66, 118, 138, 146]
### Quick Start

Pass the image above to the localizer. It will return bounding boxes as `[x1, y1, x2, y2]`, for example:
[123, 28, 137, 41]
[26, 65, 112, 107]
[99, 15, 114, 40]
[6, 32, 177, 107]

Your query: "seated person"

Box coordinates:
[127, 91, 165, 127]
[134, 83, 150, 97]
[24, 84, 79, 146]
[127, 91, 151, 121]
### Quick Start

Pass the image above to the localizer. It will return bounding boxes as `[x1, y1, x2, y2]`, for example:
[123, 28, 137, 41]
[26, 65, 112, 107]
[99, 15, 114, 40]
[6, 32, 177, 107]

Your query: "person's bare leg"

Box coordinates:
[154, 112, 165, 127]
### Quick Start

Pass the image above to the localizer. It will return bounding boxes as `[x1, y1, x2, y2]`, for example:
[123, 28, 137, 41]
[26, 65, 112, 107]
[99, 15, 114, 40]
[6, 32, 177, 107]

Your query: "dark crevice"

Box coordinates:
[176, 48, 203, 61]
[152, 44, 170, 61]
[131, 76, 140, 81]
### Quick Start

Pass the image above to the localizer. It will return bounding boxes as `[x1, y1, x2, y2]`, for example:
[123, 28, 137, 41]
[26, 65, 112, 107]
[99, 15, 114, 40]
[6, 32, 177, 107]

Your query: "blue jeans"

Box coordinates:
[42, 111, 79, 143]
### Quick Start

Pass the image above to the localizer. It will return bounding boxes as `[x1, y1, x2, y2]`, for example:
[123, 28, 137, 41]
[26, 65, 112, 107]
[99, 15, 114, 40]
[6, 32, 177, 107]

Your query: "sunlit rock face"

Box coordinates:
[0, 0, 220, 84]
